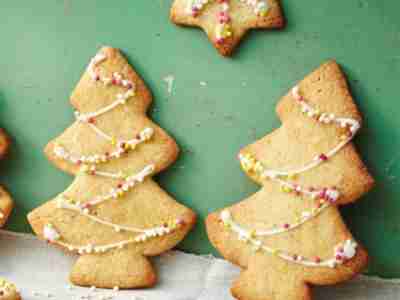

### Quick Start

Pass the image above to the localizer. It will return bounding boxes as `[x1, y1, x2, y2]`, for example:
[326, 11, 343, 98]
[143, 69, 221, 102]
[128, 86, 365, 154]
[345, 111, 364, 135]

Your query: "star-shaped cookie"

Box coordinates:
[170, 0, 285, 56]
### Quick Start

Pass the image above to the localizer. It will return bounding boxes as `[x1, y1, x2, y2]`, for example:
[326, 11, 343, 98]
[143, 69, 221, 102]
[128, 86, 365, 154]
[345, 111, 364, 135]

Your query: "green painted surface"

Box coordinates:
[0, 0, 399, 277]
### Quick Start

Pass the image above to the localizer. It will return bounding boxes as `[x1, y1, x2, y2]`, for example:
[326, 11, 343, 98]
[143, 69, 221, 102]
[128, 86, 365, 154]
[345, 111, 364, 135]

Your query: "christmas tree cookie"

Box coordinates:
[170, 0, 285, 56]
[206, 61, 374, 300]
[28, 47, 196, 289]
[0, 131, 20, 300]
[0, 129, 13, 228]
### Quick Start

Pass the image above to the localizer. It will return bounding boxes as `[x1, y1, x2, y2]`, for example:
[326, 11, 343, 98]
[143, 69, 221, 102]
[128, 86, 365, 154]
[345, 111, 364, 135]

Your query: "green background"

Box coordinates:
[0, 0, 399, 278]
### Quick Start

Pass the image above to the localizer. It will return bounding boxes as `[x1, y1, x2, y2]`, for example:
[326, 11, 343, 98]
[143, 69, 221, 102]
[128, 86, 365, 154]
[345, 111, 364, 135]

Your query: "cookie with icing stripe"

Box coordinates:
[170, 0, 285, 56]
[0, 132, 20, 300]
[0, 279, 20, 300]
[28, 47, 196, 289]
[206, 61, 374, 300]
[0, 129, 13, 228]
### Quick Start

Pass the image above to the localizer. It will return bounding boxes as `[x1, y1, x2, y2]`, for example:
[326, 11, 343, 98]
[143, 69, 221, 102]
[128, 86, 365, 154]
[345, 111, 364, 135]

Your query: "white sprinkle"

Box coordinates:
[200, 81, 207, 86]
[163, 75, 175, 94]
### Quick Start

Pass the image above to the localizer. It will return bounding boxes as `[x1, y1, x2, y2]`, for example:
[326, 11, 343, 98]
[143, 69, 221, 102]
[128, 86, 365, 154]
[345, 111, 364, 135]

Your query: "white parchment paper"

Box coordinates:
[0, 230, 398, 300]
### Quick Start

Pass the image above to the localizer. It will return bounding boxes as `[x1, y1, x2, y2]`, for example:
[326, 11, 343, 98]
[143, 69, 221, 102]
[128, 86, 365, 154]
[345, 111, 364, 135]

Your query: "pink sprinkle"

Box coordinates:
[83, 203, 91, 209]
[319, 154, 328, 161]
[176, 218, 186, 226]
[294, 185, 301, 195]
[283, 223, 290, 229]
[315, 257, 321, 263]
[338, 247, 344, 253]
[293, 254, 298, 261]
[191, 8, 199, 17]
[318, 188, 327, 199]
[94, 74, 100, 81]
[216, 38, 225, 45]
[218, 12, 230, 23]
[76, 160, 82, 165]
[336, 254, 343, 261]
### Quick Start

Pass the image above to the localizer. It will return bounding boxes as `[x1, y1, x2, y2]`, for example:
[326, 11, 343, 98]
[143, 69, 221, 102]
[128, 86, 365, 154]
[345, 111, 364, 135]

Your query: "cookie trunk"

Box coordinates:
[70, 250, 157, 289]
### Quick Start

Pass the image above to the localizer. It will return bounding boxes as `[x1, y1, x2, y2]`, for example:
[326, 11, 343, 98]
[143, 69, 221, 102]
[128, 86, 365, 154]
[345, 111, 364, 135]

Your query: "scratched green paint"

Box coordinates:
[0, 0, 399, 277]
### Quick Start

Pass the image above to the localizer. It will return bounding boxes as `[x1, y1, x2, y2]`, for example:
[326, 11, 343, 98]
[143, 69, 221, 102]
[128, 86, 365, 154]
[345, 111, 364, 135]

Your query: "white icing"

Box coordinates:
[186, 0, 212, 15]
[43, 224, 60, 242]
[74, 89, 134, 122]
[46, 221, 180, 254]
[186, 0, 269, 42]
[60, 164, 154, 208]
[53, 127, 154, 165]
[239, 153, 341, 204]
[187, 0, 269, 16]
[255, 202, 330, 236]
[241, 86, 360, 180]
[220, 211, 357, 268]
[341, 239, 357, 259]
[239, 0, 269, 15]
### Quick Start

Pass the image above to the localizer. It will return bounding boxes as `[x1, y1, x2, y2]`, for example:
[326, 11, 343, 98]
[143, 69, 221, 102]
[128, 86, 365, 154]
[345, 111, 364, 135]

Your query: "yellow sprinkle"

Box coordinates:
[111, 137, 117, 146]
[287, 173, 297, 180]
[244, 153, 253, 160]
[224, 223, 231, 229]
[282, 185, 292, 193]
[249, 230, 256, 238]
[254, 162, 263, 173]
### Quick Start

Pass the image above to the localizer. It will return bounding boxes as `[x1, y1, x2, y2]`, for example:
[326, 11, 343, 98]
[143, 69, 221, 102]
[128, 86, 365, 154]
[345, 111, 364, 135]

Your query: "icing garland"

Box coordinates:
[220, 210, 356, 268]
[186, 0, 270, 44]
[220, 85, 360, 268]
[54, 53, 154, 165]
[44, 52, 185, 253]
[53, 127, 154, 165]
